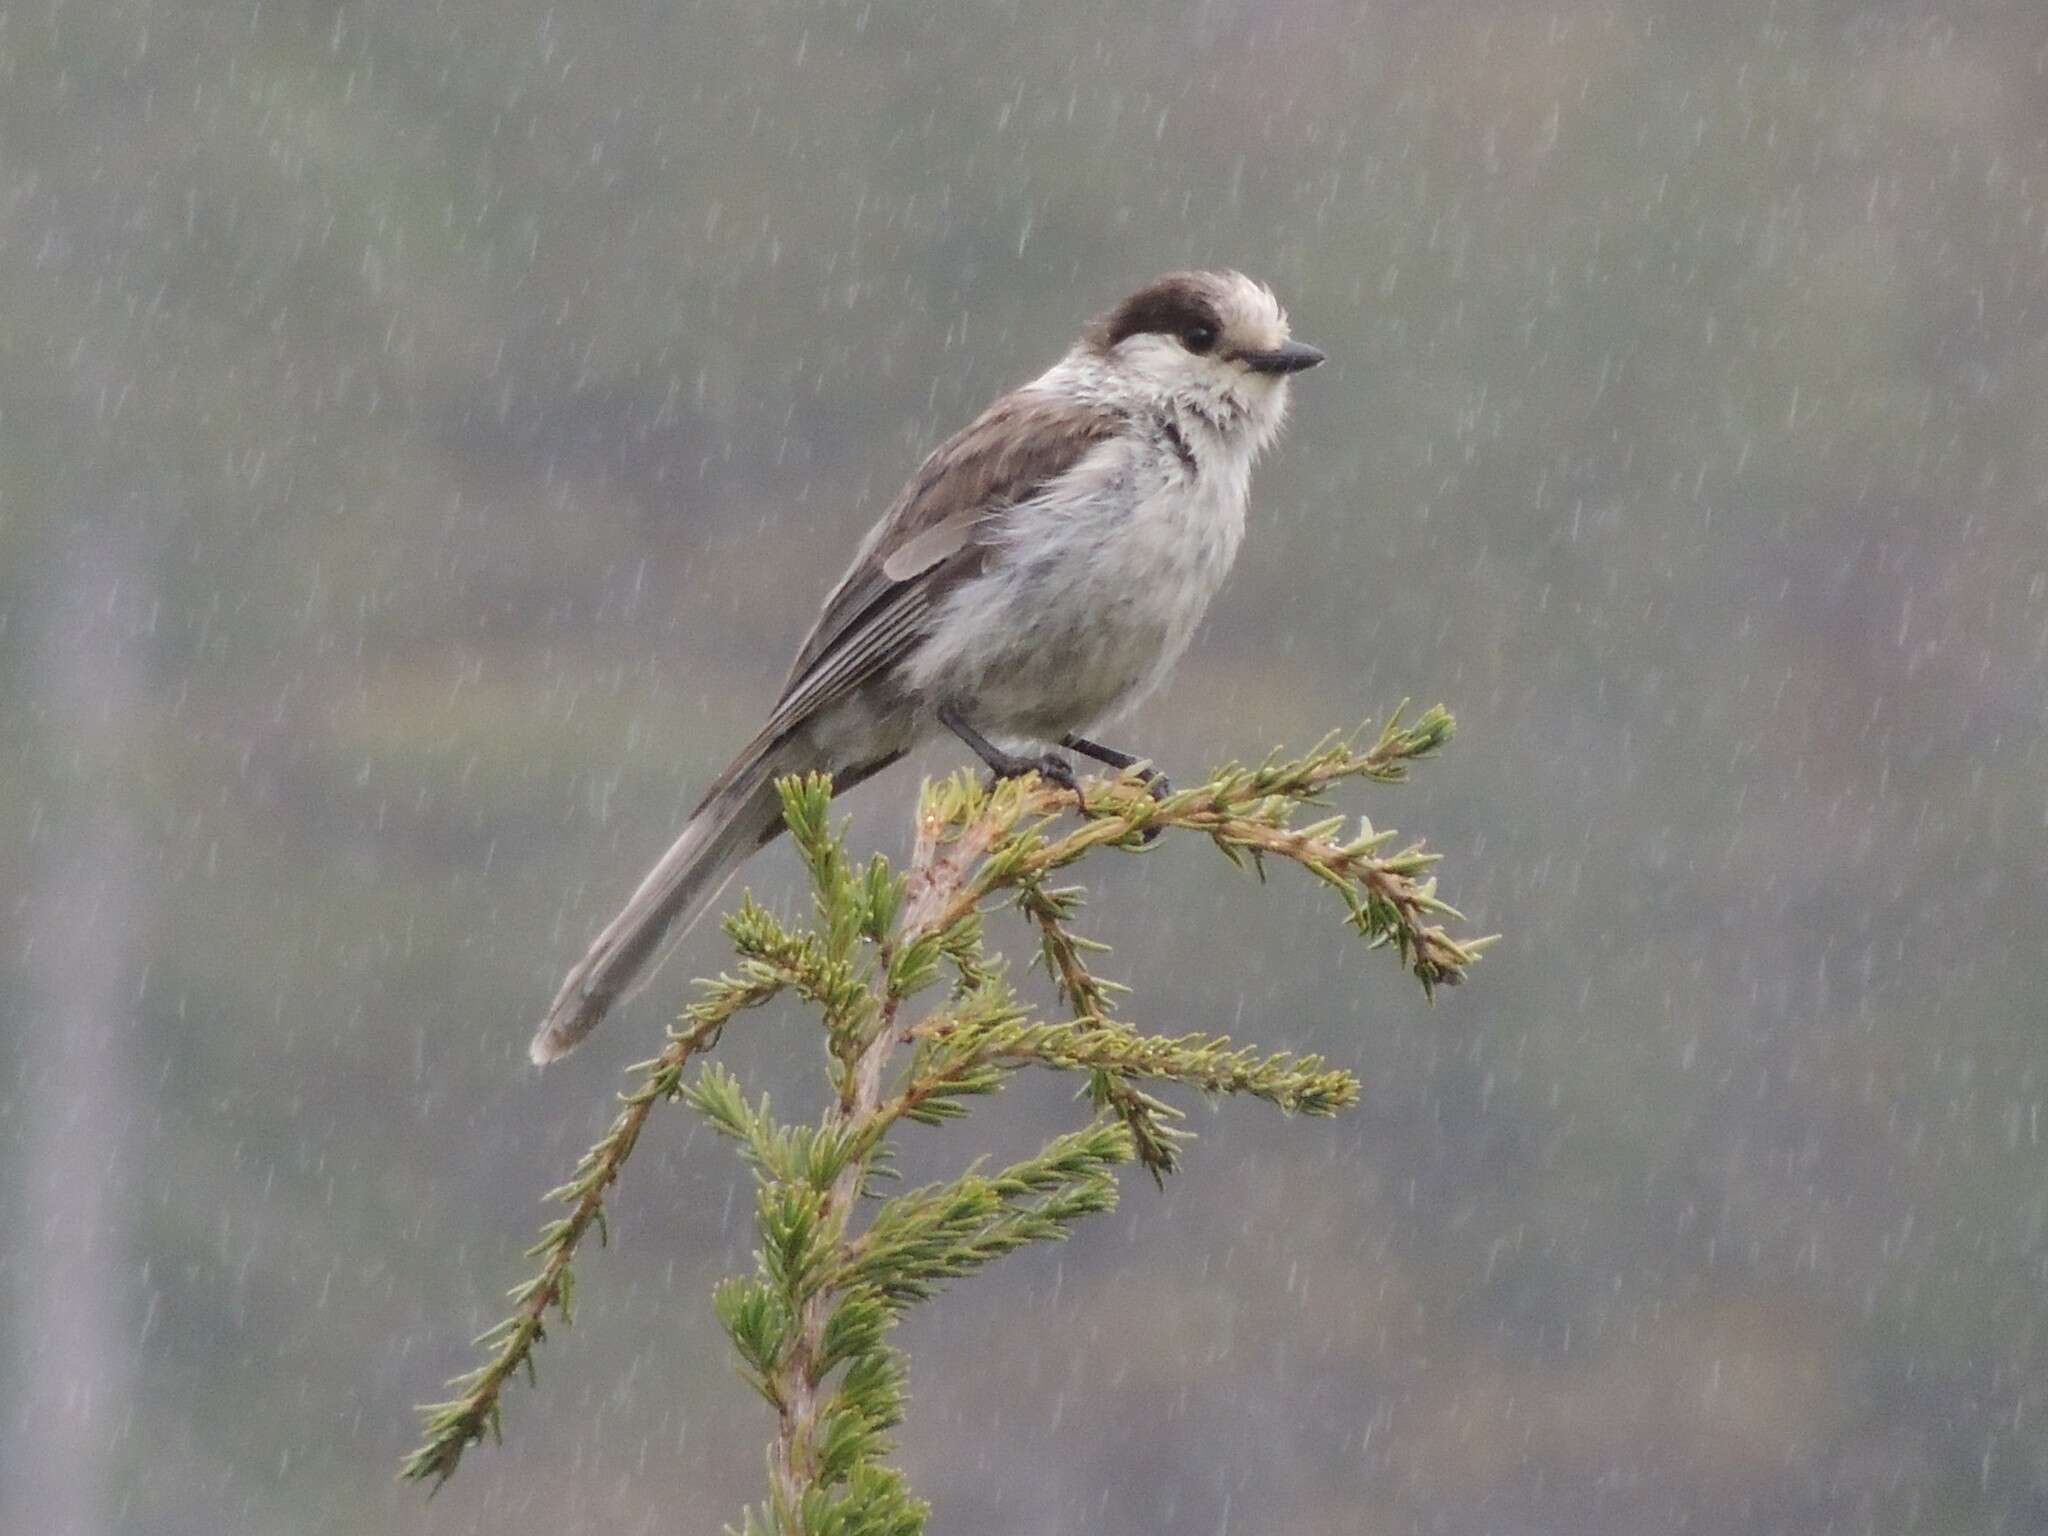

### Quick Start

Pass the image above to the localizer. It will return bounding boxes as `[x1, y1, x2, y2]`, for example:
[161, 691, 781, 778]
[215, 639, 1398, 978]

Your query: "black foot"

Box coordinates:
[1061, 735, 1170, 839]
[939, 703, 1081, 797]
[1061, 734, 1167, 792]
[979, 751, 1078, 794]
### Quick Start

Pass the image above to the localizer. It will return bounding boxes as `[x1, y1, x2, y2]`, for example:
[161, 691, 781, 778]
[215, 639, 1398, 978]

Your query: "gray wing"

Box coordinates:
[766, 387, 1126, 732]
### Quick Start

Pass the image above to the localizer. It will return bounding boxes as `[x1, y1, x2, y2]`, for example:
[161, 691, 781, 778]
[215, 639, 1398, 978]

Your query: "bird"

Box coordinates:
[531, 270, 1325, 1064]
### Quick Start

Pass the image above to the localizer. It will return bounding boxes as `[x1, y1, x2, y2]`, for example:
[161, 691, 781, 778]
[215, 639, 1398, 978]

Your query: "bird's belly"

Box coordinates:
[967, 598, 1173, 739]
[905, 465, 1246, 745]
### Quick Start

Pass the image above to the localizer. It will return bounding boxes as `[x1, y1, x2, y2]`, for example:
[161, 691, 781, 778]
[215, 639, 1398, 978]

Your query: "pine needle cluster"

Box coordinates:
[403, 706, 1490, 1531]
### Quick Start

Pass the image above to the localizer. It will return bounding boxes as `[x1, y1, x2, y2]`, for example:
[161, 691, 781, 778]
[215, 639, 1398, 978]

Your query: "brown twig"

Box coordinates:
[403, 1005, 748, 1487]
[1022, 887, 1188, 1181]
[937, 713, 1488, 994]
[764, 791, 981, 1518]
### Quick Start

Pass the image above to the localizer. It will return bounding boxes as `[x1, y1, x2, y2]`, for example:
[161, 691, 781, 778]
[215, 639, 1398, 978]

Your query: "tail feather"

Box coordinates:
[529, 731, 814, 1065]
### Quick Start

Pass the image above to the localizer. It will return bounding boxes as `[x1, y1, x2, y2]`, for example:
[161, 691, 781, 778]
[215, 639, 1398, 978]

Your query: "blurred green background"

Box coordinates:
[4, 1, 2045, 1531]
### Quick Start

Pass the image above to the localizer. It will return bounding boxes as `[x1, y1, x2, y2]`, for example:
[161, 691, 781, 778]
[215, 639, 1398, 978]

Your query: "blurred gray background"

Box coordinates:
[4, 2, 2046, 1532]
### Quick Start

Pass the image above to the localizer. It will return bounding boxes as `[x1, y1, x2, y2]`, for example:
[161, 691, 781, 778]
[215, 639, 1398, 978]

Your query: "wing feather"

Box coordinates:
[771, 385, 1126, 725]
[767, 587, 935, 733]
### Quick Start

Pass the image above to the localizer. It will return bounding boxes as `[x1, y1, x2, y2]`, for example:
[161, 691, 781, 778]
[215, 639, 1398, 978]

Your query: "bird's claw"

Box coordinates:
[1031, 753, 1079, 793]
[1134, 771, 1170, 844]
[983, 751, 1079, 796]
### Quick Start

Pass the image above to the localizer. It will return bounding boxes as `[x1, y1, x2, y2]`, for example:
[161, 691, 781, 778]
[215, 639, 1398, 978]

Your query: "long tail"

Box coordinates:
[529, 729, 820, 1065]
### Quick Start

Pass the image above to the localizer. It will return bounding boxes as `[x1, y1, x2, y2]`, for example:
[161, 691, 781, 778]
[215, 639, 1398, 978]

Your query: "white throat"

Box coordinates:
[1036, 343, 1293, 472]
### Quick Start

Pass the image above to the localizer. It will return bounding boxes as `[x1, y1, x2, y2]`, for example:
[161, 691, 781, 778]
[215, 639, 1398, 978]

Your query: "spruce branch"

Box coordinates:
[1021, 877, 1188, 1181]
[402, 966, 787, 1488]
[404, 708, 1488, 1530]
[908, 1016, 1360, 1116]
[837, 1120, 1131, 1306]
[964, 704, 1490, 995]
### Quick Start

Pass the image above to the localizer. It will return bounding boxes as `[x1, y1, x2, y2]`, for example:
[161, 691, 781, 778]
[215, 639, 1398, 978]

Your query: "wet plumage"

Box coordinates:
[532, 271, 1323, 1064]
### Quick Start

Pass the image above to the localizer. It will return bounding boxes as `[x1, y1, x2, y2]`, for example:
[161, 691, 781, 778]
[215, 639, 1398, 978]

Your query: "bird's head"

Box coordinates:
[1083, 270, 1324, 448]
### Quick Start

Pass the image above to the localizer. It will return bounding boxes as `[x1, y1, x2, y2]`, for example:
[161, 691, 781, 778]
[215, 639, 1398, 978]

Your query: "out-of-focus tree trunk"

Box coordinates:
[4, 520, 148, 1536]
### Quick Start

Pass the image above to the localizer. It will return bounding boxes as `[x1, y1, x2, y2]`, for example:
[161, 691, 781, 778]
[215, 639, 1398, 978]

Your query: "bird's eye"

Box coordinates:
[1180, 324, 1218, 354]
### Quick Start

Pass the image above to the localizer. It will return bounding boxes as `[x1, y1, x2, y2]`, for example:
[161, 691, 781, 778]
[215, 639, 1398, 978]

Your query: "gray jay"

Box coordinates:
[531, 270, 1324, 1064]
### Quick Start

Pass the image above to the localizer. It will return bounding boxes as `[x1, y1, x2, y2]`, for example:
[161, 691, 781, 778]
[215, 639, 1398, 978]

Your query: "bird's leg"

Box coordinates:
[1060, 735, 1172, 801]
[1061, 734, 1170, 844]
[938, 702, 1078, 793]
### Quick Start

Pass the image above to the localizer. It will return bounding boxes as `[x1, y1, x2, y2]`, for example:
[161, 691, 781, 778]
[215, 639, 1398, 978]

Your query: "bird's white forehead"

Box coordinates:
[1207, 271, 1290, 349]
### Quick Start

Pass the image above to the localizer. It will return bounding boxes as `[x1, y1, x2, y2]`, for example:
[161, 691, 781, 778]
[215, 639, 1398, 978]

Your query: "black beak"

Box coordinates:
[1239, 340, 1327, 375]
